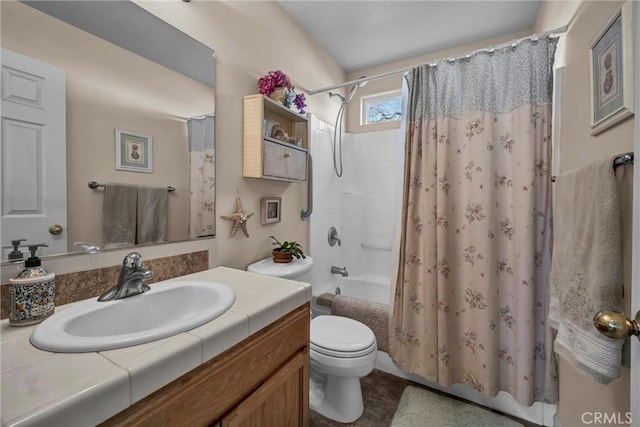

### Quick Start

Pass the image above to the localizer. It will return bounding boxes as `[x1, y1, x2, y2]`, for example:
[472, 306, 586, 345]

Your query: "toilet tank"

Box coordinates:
[247, 256, 313, 280]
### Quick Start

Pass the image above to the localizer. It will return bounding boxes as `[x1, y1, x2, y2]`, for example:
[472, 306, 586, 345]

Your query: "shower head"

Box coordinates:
[345, 85, 358, 103]
[345, 76, 368, 103]
[328, 91, 347, 103]
[328, 76, 368, 105]
[329, 76, 366, 178]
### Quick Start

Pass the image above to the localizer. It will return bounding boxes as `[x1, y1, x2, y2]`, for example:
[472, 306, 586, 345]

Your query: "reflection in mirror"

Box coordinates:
[0, 1, 216, 261]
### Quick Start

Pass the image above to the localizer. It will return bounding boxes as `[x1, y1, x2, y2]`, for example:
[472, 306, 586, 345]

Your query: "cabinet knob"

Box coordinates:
[283, 152, 291, 158]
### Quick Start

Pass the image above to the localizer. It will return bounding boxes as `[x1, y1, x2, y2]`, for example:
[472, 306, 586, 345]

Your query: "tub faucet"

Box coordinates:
[98, 252, 153, 301]
[328, 227, 342, 247]
[331, 266, 349, 277]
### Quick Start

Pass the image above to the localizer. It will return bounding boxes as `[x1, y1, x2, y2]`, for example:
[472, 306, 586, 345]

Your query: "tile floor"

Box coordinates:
[309, 369, 540, 427]
[309, 369, 409, 427]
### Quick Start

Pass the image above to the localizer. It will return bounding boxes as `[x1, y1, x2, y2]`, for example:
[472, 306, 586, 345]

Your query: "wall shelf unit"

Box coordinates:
[243, 94, 308, 182]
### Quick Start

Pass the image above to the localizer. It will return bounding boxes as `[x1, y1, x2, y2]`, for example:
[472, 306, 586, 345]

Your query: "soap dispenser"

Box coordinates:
[9, 244, 55, 326]
[3, 239, 27, 261]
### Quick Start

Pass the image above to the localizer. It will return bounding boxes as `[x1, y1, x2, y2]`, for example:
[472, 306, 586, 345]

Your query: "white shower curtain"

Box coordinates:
[389, 79, 408, 309]
[187, 116, 215, 238]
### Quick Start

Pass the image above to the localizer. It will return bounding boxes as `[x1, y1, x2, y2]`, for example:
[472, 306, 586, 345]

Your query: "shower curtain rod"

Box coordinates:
[308, 25, 568, 96]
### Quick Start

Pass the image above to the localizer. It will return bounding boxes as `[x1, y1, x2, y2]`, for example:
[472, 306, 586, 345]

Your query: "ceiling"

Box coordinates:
[278, 1, 542, 73]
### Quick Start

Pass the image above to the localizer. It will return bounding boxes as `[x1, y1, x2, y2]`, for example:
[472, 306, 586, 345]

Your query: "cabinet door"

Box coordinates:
[221, 351, 308, 427]
[262, 139, 307, 181]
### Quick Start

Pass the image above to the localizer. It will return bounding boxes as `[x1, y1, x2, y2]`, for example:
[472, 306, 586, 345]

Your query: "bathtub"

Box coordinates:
[311, 275, 390, 315]
[335, 275, 390, 305]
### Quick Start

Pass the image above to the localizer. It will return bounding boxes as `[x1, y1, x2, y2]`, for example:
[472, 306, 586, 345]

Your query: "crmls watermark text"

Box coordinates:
[581, 412, 633, 425]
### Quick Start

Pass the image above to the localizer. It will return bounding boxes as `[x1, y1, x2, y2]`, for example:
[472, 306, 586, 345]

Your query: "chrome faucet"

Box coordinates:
[331, 266, 349, 277]
[98, 252, 153, 301]
[74, 241, 101, 254]
[328, 227, 342, 247]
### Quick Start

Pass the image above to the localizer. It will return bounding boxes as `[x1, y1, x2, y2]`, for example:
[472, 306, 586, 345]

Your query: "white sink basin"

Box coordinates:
[30, 280, 235, 353]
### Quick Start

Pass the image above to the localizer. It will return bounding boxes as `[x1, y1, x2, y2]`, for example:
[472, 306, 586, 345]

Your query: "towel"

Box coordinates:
[137, 187, 168, 245]
[548, 156, 624, 383]
[103, 183, 137, 249]
[331, 294, 390, 352]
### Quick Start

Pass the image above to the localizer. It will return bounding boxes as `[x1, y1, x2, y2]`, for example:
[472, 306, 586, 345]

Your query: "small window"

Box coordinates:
[361, 91, 402, 125]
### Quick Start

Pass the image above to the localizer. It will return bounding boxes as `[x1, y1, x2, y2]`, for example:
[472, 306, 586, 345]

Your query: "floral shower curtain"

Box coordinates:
[187, 116, 215, 238]
[390, 38, 558, 405]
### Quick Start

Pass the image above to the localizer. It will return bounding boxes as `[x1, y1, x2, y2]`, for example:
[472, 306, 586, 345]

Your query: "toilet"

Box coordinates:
[309, 314, 377, 422]
[247, 256, 378, 423]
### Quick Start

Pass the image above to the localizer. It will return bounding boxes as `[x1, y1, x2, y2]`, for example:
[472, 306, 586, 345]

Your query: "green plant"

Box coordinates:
[270, 236, 306, 259]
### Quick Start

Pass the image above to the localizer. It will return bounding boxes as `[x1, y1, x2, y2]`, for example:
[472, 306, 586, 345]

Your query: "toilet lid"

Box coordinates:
[311, 315, 376, 357]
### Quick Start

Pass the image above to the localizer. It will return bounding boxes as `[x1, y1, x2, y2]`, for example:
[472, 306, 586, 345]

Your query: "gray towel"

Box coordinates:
[103, 183, 137, 249]
[137, 187, 168, 245]
[548, 156, 624, 383]
[331, 294, 390, 352]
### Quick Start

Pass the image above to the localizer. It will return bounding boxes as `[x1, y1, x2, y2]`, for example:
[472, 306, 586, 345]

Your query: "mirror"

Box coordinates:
[1, 1, 215, 260]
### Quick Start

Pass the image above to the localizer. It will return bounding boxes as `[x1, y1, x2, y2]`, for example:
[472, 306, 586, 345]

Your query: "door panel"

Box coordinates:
[221, 352, 307, 427]
[630, 1, 639, 422]
[2, 120, 43, 214]
[1, 48, 66, 258]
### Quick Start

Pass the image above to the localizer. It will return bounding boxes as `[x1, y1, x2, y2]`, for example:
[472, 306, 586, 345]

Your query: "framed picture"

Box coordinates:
[115, 129, 153, 173]
[589, 1, 634, 135]
[261, 197, 281, 224]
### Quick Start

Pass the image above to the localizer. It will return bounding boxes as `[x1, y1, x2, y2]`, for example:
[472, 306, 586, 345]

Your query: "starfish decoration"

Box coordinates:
[220, 194, 254, 238]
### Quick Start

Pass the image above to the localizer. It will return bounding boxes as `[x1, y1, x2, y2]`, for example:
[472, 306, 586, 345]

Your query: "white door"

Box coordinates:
[630, 2, 640, 421]
[1, 48, 66, 259]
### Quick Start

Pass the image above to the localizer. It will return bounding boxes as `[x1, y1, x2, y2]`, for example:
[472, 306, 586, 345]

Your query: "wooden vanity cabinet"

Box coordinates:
[243, 94, 308, 182]
[221, 351, 306, 426]
[102, 303, 310, 427]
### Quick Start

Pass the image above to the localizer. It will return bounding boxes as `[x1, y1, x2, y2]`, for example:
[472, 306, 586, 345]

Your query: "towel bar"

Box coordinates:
[300, 154, 313, 220]
[551, 152, 633, 182]
[361, 243, 392, 251]
[88, 180, 176, 192]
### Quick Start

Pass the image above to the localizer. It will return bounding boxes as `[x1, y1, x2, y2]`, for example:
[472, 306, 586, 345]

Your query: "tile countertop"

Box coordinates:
[0, 267, 311, 427]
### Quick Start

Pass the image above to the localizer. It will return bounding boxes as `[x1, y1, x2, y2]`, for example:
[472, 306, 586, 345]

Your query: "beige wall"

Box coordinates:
[550, 0, 633, 173]
[536, 1, 634, 426]
[1, 1, 214, 251]
[534, 0, 582, 34]
[135, 1, 345, 270]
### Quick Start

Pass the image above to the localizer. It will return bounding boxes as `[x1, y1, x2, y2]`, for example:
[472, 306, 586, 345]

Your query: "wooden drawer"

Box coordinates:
[262, 139, 306, 181]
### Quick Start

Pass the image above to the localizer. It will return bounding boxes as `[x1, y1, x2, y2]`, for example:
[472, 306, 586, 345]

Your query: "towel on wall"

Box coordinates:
[548, 156, 624, 384]
[103, 183, 137, 249]
[331, 294, 390, 353]
[137, 187, 168, 245]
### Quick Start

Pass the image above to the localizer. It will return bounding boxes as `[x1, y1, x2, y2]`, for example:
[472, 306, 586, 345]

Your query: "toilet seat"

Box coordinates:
[311, 315, 376, 358]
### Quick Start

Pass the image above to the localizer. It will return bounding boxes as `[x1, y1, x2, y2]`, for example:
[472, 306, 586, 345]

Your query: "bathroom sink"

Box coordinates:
[30, 280, 235, 353]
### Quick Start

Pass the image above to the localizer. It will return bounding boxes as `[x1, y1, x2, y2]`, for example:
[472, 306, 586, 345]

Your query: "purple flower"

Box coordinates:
[293, 93, 306, 114]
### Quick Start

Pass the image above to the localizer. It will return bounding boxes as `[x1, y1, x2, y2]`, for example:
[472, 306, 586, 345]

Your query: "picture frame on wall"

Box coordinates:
[589, 1, 634, 136]
[115, 128, 153, 173]
[261, 197, 281, 224]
